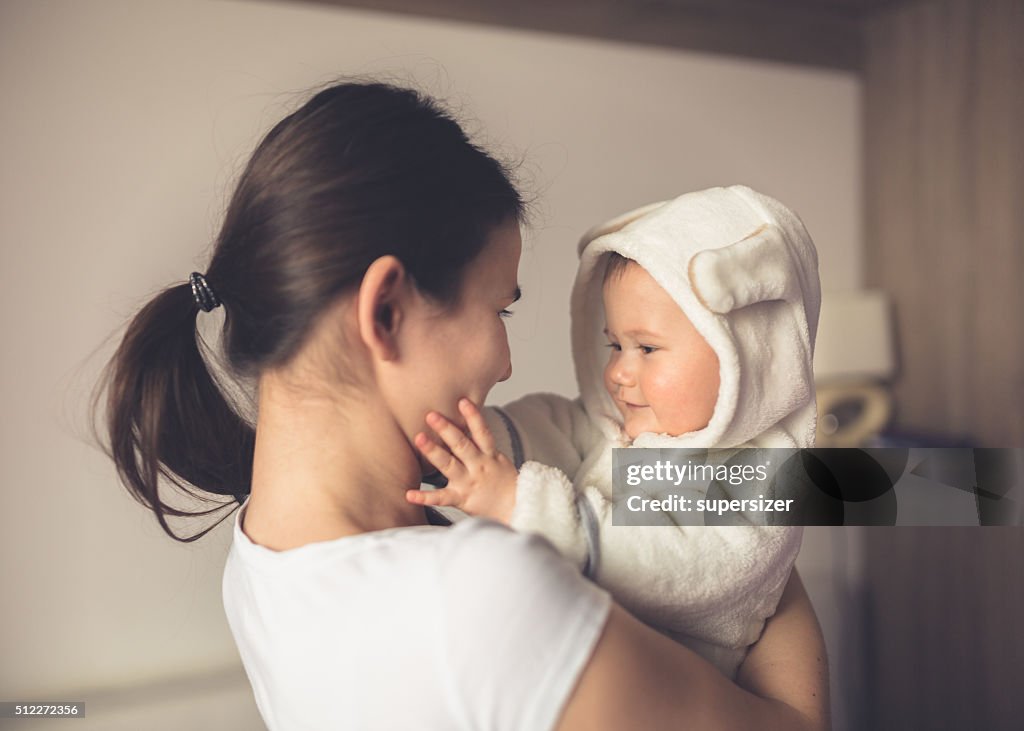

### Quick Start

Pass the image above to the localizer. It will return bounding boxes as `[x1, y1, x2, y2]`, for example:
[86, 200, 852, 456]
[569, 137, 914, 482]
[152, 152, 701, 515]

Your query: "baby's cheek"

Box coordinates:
[645, 378, 685, 428]
[646, 372, 676, 402]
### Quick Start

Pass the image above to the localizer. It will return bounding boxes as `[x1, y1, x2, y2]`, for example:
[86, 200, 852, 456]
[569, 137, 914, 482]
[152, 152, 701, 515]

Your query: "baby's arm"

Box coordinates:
[406, 399, 593, 569]
[482, 393, 606, 568]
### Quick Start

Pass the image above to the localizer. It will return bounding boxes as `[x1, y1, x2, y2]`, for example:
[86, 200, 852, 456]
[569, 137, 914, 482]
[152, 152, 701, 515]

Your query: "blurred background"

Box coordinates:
[1, 0, 1020, 729]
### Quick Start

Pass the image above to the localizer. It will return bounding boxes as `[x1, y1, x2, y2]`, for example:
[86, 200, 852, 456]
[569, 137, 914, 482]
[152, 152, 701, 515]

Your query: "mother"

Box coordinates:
[98, 81, 829, 730]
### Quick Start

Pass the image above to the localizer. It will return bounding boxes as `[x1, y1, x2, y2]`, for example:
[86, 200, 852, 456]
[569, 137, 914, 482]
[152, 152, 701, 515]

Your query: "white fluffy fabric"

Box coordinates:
[572, 185, 821, 450]
[483, 186, 821, 678]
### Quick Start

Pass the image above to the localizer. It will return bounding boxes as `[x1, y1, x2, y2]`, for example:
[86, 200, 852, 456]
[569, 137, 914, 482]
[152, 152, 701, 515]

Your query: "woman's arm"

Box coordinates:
[735, 569, 831, 729]
[557, 569, 830, 731]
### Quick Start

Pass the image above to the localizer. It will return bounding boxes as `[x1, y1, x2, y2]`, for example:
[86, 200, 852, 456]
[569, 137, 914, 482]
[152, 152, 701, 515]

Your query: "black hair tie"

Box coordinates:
[189, 272, 221, 312]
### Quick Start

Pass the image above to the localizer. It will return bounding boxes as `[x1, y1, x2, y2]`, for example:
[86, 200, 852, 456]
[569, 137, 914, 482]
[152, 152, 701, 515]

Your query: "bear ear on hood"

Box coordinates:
[687, 223, 803, 314]
[576, 201, 666, 256]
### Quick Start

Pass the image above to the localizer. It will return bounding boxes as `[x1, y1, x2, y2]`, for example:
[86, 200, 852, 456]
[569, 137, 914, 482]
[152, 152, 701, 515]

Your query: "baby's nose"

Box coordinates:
[610, 361, 636, 387]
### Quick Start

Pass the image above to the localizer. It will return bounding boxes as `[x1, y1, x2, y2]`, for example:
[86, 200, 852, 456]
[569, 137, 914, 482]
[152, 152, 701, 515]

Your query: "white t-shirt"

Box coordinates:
[223, 499, 612, 731]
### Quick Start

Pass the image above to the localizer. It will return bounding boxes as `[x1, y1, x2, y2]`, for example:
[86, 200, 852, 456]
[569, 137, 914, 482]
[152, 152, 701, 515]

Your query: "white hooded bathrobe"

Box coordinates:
[473, 185, 822, 678]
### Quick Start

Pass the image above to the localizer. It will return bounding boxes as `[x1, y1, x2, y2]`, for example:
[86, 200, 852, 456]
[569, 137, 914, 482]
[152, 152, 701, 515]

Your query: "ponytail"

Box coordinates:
[96, 281, 254, 542]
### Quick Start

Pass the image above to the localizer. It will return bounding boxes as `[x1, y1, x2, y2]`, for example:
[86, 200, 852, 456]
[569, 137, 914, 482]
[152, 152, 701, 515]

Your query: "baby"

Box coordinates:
[408, 185, 821, 678]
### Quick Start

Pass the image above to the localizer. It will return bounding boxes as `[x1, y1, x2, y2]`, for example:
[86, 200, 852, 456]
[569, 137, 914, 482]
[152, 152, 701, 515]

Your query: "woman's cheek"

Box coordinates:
[467, 322, 506, 396]
[493, 325, 512, 383]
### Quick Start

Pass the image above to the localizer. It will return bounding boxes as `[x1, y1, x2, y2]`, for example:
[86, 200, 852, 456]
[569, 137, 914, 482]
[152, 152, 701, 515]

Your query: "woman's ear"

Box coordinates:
[357, 255, 407, 362]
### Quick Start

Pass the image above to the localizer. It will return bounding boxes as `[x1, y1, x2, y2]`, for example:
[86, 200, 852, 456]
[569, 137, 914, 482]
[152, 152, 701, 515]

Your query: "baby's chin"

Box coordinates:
[617, 409, 704, 441]
[607, 402, 644, 440]
[607, 393, 694, 440]
[619, 413, 650, 441]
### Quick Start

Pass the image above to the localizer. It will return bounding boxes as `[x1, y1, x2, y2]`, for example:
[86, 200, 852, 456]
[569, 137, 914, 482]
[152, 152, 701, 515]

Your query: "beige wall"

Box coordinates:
[0, 0, 862, 724]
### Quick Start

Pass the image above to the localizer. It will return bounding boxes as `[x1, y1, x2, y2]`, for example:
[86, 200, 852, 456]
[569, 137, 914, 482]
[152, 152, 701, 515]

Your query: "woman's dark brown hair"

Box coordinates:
[94, 81, 525, 542]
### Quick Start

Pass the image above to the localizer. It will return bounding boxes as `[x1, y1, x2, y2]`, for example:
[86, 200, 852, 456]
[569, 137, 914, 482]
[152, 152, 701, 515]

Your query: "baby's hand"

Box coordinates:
[406, 398, 518, 524]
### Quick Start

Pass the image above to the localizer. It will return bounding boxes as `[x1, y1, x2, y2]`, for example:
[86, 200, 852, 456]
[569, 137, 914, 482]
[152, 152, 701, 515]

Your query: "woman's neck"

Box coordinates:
[243, 373, 430, 550]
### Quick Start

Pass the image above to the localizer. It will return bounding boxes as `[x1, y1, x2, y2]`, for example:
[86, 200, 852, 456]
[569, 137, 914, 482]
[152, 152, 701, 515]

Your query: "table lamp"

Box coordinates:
[812, 290, 896, 447]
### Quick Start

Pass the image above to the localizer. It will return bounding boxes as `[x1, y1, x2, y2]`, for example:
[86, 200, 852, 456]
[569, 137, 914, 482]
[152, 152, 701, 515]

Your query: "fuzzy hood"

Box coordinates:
[570, 185, 821, 449]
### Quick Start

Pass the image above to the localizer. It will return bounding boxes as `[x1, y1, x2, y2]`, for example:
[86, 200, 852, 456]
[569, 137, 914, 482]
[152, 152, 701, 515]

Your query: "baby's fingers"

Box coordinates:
[414, 432, 463, 480]
[406, 487, 455, 507]
[426, 411, 479, 463]
[458, 398, 496, 456]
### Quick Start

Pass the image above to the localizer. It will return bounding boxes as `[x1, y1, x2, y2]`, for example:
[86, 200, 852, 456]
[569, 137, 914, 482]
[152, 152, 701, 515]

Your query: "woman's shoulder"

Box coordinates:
[224, 513, 612, 731]
[228, 508, 535, 573]
[228, 509, 607, 616]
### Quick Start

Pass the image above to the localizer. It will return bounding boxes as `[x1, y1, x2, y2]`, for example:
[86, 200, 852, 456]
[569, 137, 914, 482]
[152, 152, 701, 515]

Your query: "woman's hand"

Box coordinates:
[406, 398, 519, 524]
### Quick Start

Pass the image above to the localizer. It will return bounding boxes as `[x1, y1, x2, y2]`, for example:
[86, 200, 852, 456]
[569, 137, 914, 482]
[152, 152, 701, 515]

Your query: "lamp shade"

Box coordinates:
[813, 290, 895, 381]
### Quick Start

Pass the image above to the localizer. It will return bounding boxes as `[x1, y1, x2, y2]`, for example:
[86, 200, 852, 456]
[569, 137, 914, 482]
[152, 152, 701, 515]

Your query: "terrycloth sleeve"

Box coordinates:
[483, 393, 599, 477]
[482, 394, 604, 573]
[507, 461, 592, 572]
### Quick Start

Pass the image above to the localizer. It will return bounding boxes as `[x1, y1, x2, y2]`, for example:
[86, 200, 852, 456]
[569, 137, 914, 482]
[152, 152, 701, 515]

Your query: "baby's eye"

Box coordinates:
[639, 345, 657, 354]
[604, 342, 622, 351]
[499, 309, 514, 319]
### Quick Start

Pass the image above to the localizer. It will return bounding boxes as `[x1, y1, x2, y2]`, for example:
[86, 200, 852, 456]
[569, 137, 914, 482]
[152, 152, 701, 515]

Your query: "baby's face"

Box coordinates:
[602, 262, 720, 439]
